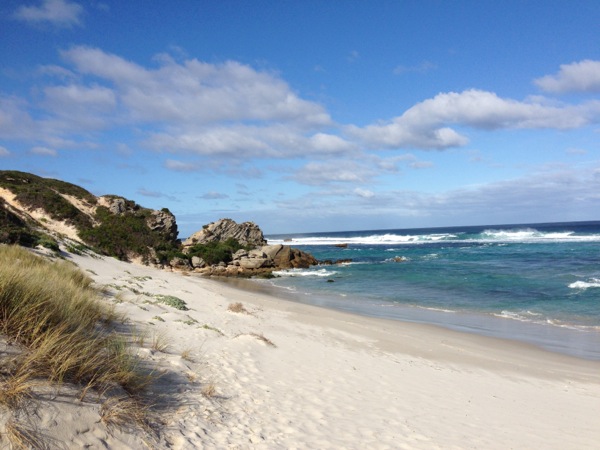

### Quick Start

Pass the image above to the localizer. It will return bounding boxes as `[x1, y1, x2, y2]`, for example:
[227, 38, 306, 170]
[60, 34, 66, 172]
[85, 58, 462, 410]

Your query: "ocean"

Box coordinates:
[263, 221, 600, 360]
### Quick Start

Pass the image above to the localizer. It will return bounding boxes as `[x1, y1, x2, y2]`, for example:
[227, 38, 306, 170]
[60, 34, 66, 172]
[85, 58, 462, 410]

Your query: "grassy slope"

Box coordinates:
[0, 246, 155, 446]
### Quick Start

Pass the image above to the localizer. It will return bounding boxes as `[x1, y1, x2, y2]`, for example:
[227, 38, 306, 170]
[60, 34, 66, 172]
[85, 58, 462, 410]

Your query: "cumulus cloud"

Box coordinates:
[535, 60, 600, 93]
[42, 83, 117, 130]
[291, 160, 375, 186]
[14, 0, 83, 28]
[348, 89, 600, 150]
[0, 146, 10, 157]
[60, 46, 331, 127]
[148, 126, 354, 158]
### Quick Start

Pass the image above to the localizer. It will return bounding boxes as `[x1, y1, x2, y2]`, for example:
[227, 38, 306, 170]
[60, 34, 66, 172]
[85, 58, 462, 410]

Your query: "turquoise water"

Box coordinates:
[265, 221, 600, 359]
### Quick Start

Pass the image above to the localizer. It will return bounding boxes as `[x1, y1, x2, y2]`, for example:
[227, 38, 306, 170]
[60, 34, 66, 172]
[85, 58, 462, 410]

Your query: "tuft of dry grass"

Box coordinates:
[227, 302, 250, 314]
[0, 369, 38, 410]
[100, 396, 155, 436]
[180, 348, 193, 362]
[248, 332, 276, 347]
[150, 331, 170, 353]
[234, 332, 277, 347]
[4, 419, 46, 450]
[201, 383, 217, 398]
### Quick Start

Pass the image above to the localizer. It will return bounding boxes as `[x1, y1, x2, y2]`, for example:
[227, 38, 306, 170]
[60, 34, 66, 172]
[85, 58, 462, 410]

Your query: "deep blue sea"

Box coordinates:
[264, 221, 600, 360]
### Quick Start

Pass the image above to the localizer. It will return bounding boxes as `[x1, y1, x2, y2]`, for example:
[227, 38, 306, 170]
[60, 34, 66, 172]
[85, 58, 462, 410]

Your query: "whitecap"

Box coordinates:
[568, 278, 600, 290]
[273, 268, 338, 278]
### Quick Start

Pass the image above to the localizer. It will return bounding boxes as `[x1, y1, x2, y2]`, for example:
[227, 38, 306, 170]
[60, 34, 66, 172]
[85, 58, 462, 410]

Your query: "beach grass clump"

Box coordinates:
[100, 396, 155, 436]
[155, 294, 188, 311]
[0, 245, 150, 399]
[3, 419, 46, 450]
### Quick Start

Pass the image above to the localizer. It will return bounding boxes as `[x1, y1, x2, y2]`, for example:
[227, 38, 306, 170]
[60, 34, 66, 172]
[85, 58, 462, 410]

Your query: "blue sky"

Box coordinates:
[1, 0, 600, 236]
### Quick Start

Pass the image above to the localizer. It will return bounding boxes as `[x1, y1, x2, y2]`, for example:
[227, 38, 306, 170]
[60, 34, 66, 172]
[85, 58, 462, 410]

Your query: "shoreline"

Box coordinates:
[38, 252, 600, 448]
[215, 274, 600, 361]
[211, 275, 600, 379]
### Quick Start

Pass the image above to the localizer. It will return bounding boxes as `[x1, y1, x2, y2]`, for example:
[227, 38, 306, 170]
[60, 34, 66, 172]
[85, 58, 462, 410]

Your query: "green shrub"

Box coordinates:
[80, 206, 179, 262]
[155, 295, 188, 311]
[186, 238, 247, 265]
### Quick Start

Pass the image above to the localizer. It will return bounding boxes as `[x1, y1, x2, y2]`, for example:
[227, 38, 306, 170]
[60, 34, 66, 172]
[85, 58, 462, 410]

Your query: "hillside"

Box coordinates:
[0, 171, 318, 275]
[0, 170, 179, 263]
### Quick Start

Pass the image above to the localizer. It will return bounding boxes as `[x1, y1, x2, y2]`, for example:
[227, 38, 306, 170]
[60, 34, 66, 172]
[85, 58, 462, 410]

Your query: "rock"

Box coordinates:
[334, 243, 348, 248]
[320, 258, 353, 265]
[191, 256, 206, 268]
[183, 218, 267, 248]
[262, 244, 283, 260]
[146, 209, 178, 241]
[170, 257, 191, 270]
[99, 196, 128, 215]
[239, 257, 270, 269]
[262, 244, 318, 269]
[248, 249, 267, 259]
[232, 249, 248, 259]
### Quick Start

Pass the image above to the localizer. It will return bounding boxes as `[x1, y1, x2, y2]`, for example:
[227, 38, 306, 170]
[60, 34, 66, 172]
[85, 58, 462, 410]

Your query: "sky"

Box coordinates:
[1, 0, 600, 236]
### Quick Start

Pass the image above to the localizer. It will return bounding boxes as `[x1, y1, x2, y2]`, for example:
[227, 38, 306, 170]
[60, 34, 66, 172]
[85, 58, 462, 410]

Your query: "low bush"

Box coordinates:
[187, 238, 247, 265]
[80, 206, 179, 262]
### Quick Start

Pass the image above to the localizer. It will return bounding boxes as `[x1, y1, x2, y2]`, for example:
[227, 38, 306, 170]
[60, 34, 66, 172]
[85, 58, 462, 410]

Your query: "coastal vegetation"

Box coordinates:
[0, 246, 156, 444]
[79, 205, 178, 262]
[186, 237, 249, 265]
[0, 170, 180, 264]
[0, 170, 319, 277]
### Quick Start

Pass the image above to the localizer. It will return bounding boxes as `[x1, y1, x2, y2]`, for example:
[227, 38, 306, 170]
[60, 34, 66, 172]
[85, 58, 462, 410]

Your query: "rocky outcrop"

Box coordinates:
[261, 244, 318, 269]
[0, 171, 180, 262]
[183, 218, 266, 248]
[1, 171, 320, 277]
[98, 196, 128, 215]
[146, 209, 178, 242]
[193, 243, 318, 277]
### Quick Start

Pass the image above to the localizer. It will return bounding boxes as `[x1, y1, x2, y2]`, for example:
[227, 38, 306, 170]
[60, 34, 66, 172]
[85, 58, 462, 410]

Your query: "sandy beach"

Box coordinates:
[19, 251, 600, 449]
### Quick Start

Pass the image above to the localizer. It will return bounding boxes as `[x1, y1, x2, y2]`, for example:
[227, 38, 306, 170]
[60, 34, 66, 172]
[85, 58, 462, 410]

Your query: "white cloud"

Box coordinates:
[30, 146, 57, 156]
[60, 46, 331, 127]
[348, 89, 600, 150]
[14, 0, 83, 28]
[354, 188, 375, 198]
[291, 160, 374, 186]
[147, 125, 355, 159]
[0, 146, 10, 157]
[42, 83, 117, 130]
[0, 95, 38, 139]
[535, 60, 600, 93]
[270, 165, 600, 231]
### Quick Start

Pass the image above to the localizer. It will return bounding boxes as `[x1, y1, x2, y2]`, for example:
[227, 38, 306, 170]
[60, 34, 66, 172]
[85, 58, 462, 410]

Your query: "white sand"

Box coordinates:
[11, 252, 600, 449]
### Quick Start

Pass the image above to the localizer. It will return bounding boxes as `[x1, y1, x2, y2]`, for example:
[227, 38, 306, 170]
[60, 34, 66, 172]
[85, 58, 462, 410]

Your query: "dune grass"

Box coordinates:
[0, 245, 153, 440]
